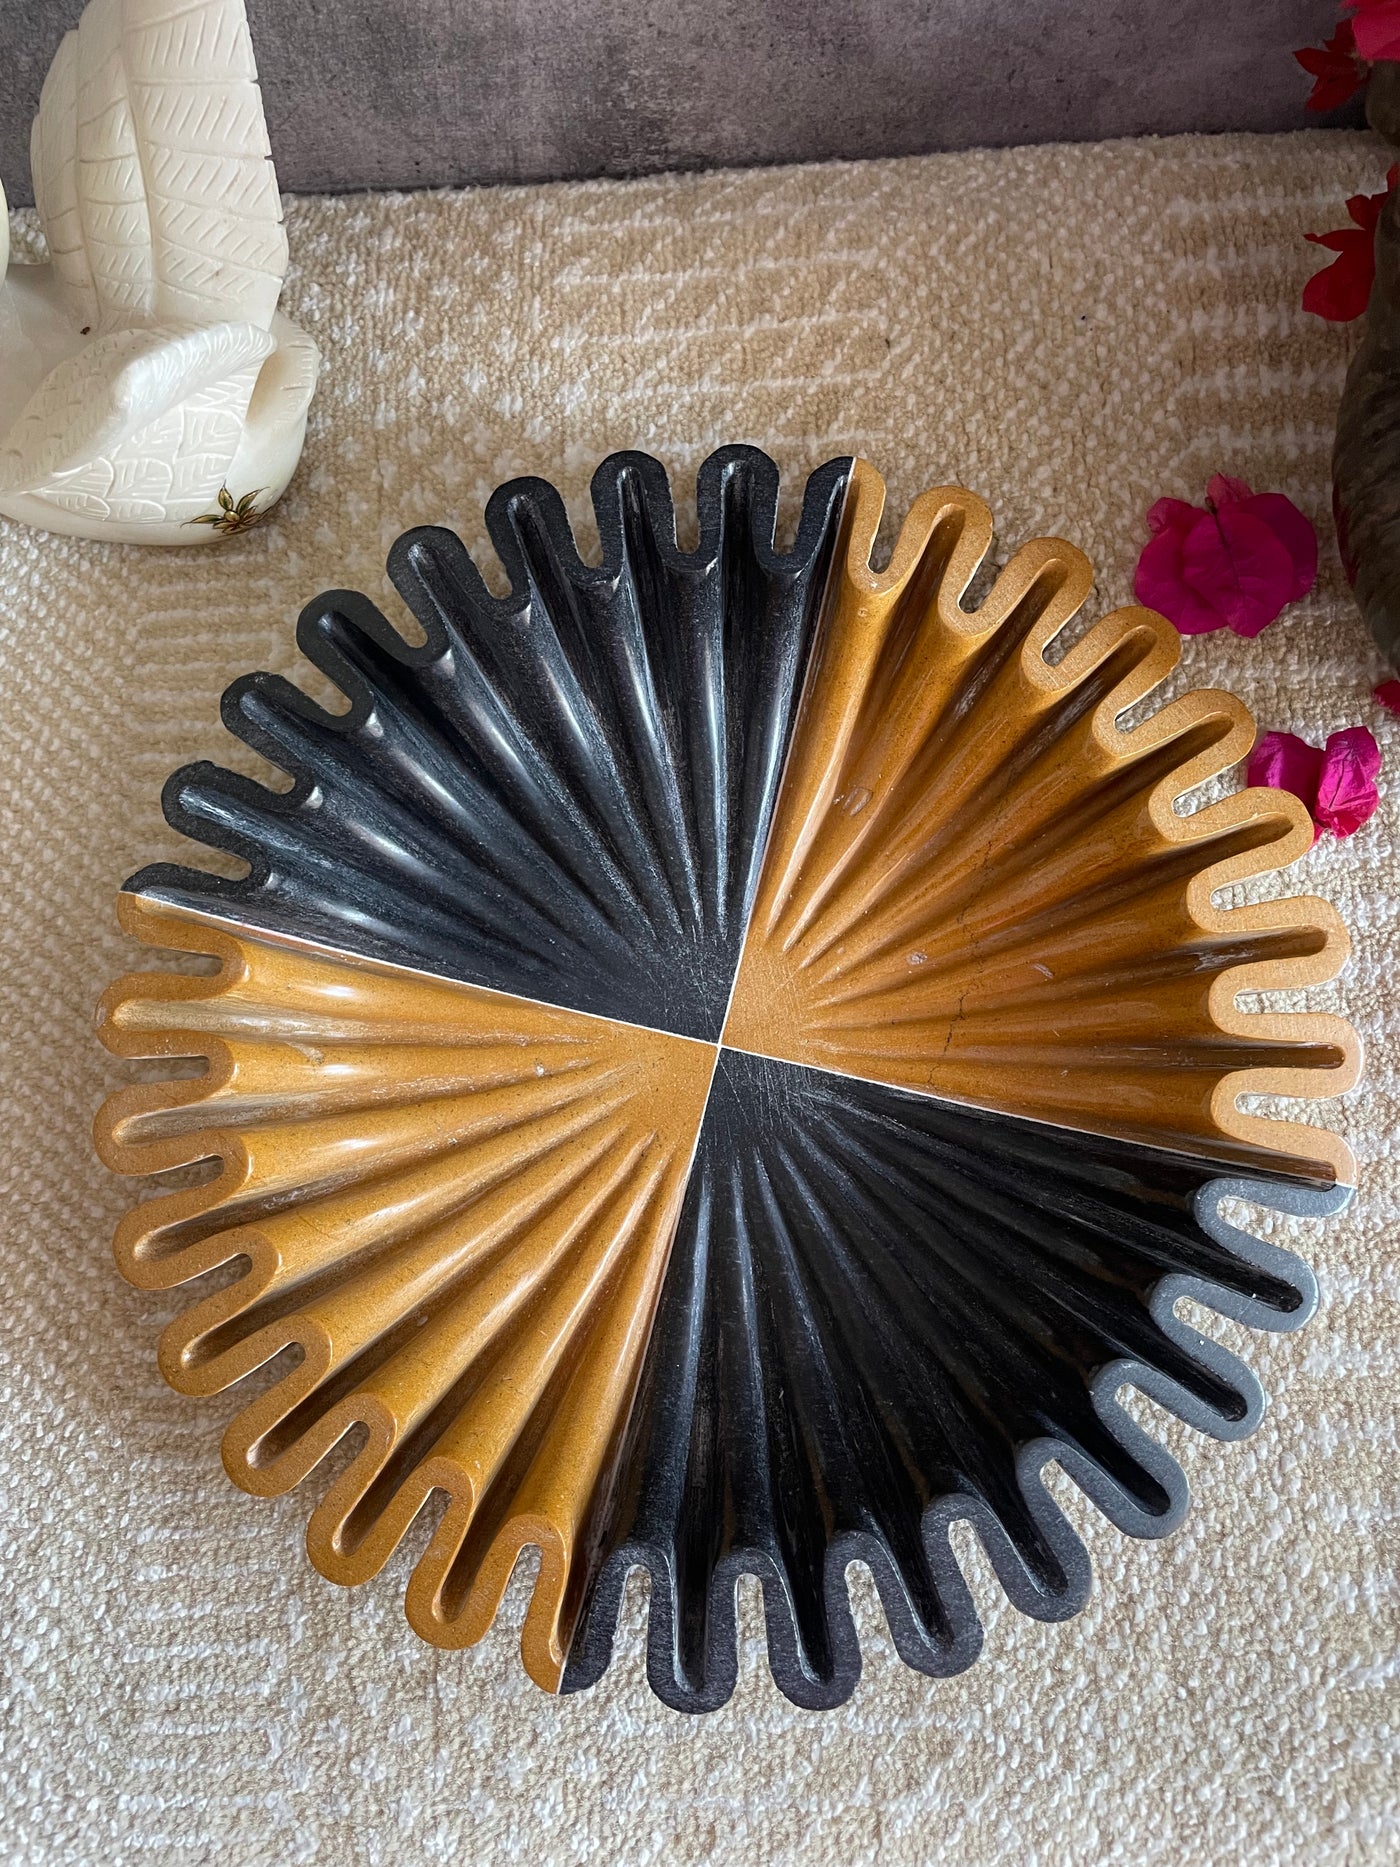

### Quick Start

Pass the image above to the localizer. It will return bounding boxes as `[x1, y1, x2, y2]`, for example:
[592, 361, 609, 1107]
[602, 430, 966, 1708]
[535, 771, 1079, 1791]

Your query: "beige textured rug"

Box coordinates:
[3, 129, 1397, 1866]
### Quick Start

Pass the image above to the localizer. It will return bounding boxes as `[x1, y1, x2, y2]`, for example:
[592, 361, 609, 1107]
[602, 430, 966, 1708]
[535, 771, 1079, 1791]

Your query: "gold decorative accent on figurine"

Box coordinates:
[185, 487, 265, 537]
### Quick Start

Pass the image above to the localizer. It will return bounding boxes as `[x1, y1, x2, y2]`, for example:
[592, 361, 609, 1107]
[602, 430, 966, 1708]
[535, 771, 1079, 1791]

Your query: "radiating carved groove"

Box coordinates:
[97, 448, 1361, 1711]
[564, 1051, 1346, 1712]
[96, 897, 717, 1689]
[125, 446, 853, 1041]
[792, 587, 1138, 958]
[727, 460, 1360, 1185]
[182, 1108, 635, 1379]
[805, 872, 1333, 1024]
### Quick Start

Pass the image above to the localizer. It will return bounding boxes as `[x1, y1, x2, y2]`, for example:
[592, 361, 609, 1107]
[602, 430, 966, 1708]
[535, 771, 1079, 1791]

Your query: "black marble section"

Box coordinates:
[127, 447, 852, 1040]
[565, 1051, 1341, 1712]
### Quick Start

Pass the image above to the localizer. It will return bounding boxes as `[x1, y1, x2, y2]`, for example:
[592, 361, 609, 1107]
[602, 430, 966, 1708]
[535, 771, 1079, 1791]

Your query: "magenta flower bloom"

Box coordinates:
[1374, 678, 1400, 715]
[1349, 0, 1400, 63]
[1304, 167, 1398, 322]
[1246, 726, 1383, 840]
[1134, 475, 1318, 637]
[1295, 20, 1368, 113]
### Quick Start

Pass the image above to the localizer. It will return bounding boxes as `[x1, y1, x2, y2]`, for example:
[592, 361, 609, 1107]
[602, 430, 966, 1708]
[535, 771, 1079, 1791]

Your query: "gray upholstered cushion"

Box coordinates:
[0, 0, 1362, 203]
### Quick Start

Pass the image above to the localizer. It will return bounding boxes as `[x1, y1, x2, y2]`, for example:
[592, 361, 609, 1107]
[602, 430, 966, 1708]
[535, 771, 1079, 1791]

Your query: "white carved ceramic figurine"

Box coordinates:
[0, 0, 318, 544]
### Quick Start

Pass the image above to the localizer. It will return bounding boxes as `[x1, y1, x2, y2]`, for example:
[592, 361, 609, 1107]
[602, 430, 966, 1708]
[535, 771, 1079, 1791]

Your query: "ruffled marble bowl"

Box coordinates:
[97, 447, 1359, 1712]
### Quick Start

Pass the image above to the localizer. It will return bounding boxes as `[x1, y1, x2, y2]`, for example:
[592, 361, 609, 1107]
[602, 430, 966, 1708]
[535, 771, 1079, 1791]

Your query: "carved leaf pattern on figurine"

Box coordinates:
[32, 382, 264, 521]
[0, 321, 272, 506]
[31, 37, 95, 321]
[4, 0, 317, 538]
[28, 0, 285, 333]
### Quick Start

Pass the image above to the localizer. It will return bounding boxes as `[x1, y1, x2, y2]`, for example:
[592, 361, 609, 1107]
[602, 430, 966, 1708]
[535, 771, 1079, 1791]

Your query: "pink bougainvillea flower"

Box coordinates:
[1315, 725, 1384, 834]
[1248, 731, 1324, 809]
[1296, 20, 1368, 111]
[1133, 474, 1318, 637]
[1304, 166, 1398, 321]
[1348, 0, 1400, 63]
[1374, 677, 1400, 714]
[1247, 726, 1383, 839]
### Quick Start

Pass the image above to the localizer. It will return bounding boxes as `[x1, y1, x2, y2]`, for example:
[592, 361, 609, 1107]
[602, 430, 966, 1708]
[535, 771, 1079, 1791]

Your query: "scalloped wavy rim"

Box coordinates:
[96, 446, 1360, 1714]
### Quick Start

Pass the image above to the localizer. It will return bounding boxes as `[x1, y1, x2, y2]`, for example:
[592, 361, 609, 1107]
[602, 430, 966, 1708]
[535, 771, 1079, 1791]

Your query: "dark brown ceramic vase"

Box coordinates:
[1334, 65, 1400, 669]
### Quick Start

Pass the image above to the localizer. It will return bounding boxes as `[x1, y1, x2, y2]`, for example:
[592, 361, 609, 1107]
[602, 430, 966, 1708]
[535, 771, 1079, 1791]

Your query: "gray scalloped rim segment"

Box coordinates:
[563, 1051, 1349, 1711]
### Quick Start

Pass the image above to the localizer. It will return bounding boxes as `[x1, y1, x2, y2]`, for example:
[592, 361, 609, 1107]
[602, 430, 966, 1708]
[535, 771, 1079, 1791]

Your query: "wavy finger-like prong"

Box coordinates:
[99, 450, 1358, 1714]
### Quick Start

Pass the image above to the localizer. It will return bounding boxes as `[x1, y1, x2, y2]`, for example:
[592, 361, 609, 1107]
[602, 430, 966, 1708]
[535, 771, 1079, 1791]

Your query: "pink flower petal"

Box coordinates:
[1182, 504, 1297, 637]
[1246, 496, 1321, 604]
[1350, 0, 1400, 63]
[1374, 678, 1400, 715]
[1135, 481, 1319, 637]
[1296, 21, 1367, 112]
[1247, 726, 1383, 841]
[1314, 725, 1383, 837]
[1134, 521, 1227, 633]
[1247, 731, 1324, 812]
[1206, 473, 1254, 506]
[1144, 496, 1200, 537]
[1237, 493, 1319, 603]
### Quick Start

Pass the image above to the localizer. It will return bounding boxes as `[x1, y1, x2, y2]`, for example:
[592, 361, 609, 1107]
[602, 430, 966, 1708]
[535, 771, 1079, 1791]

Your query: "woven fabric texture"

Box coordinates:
[1, 129, 1396, 1866]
